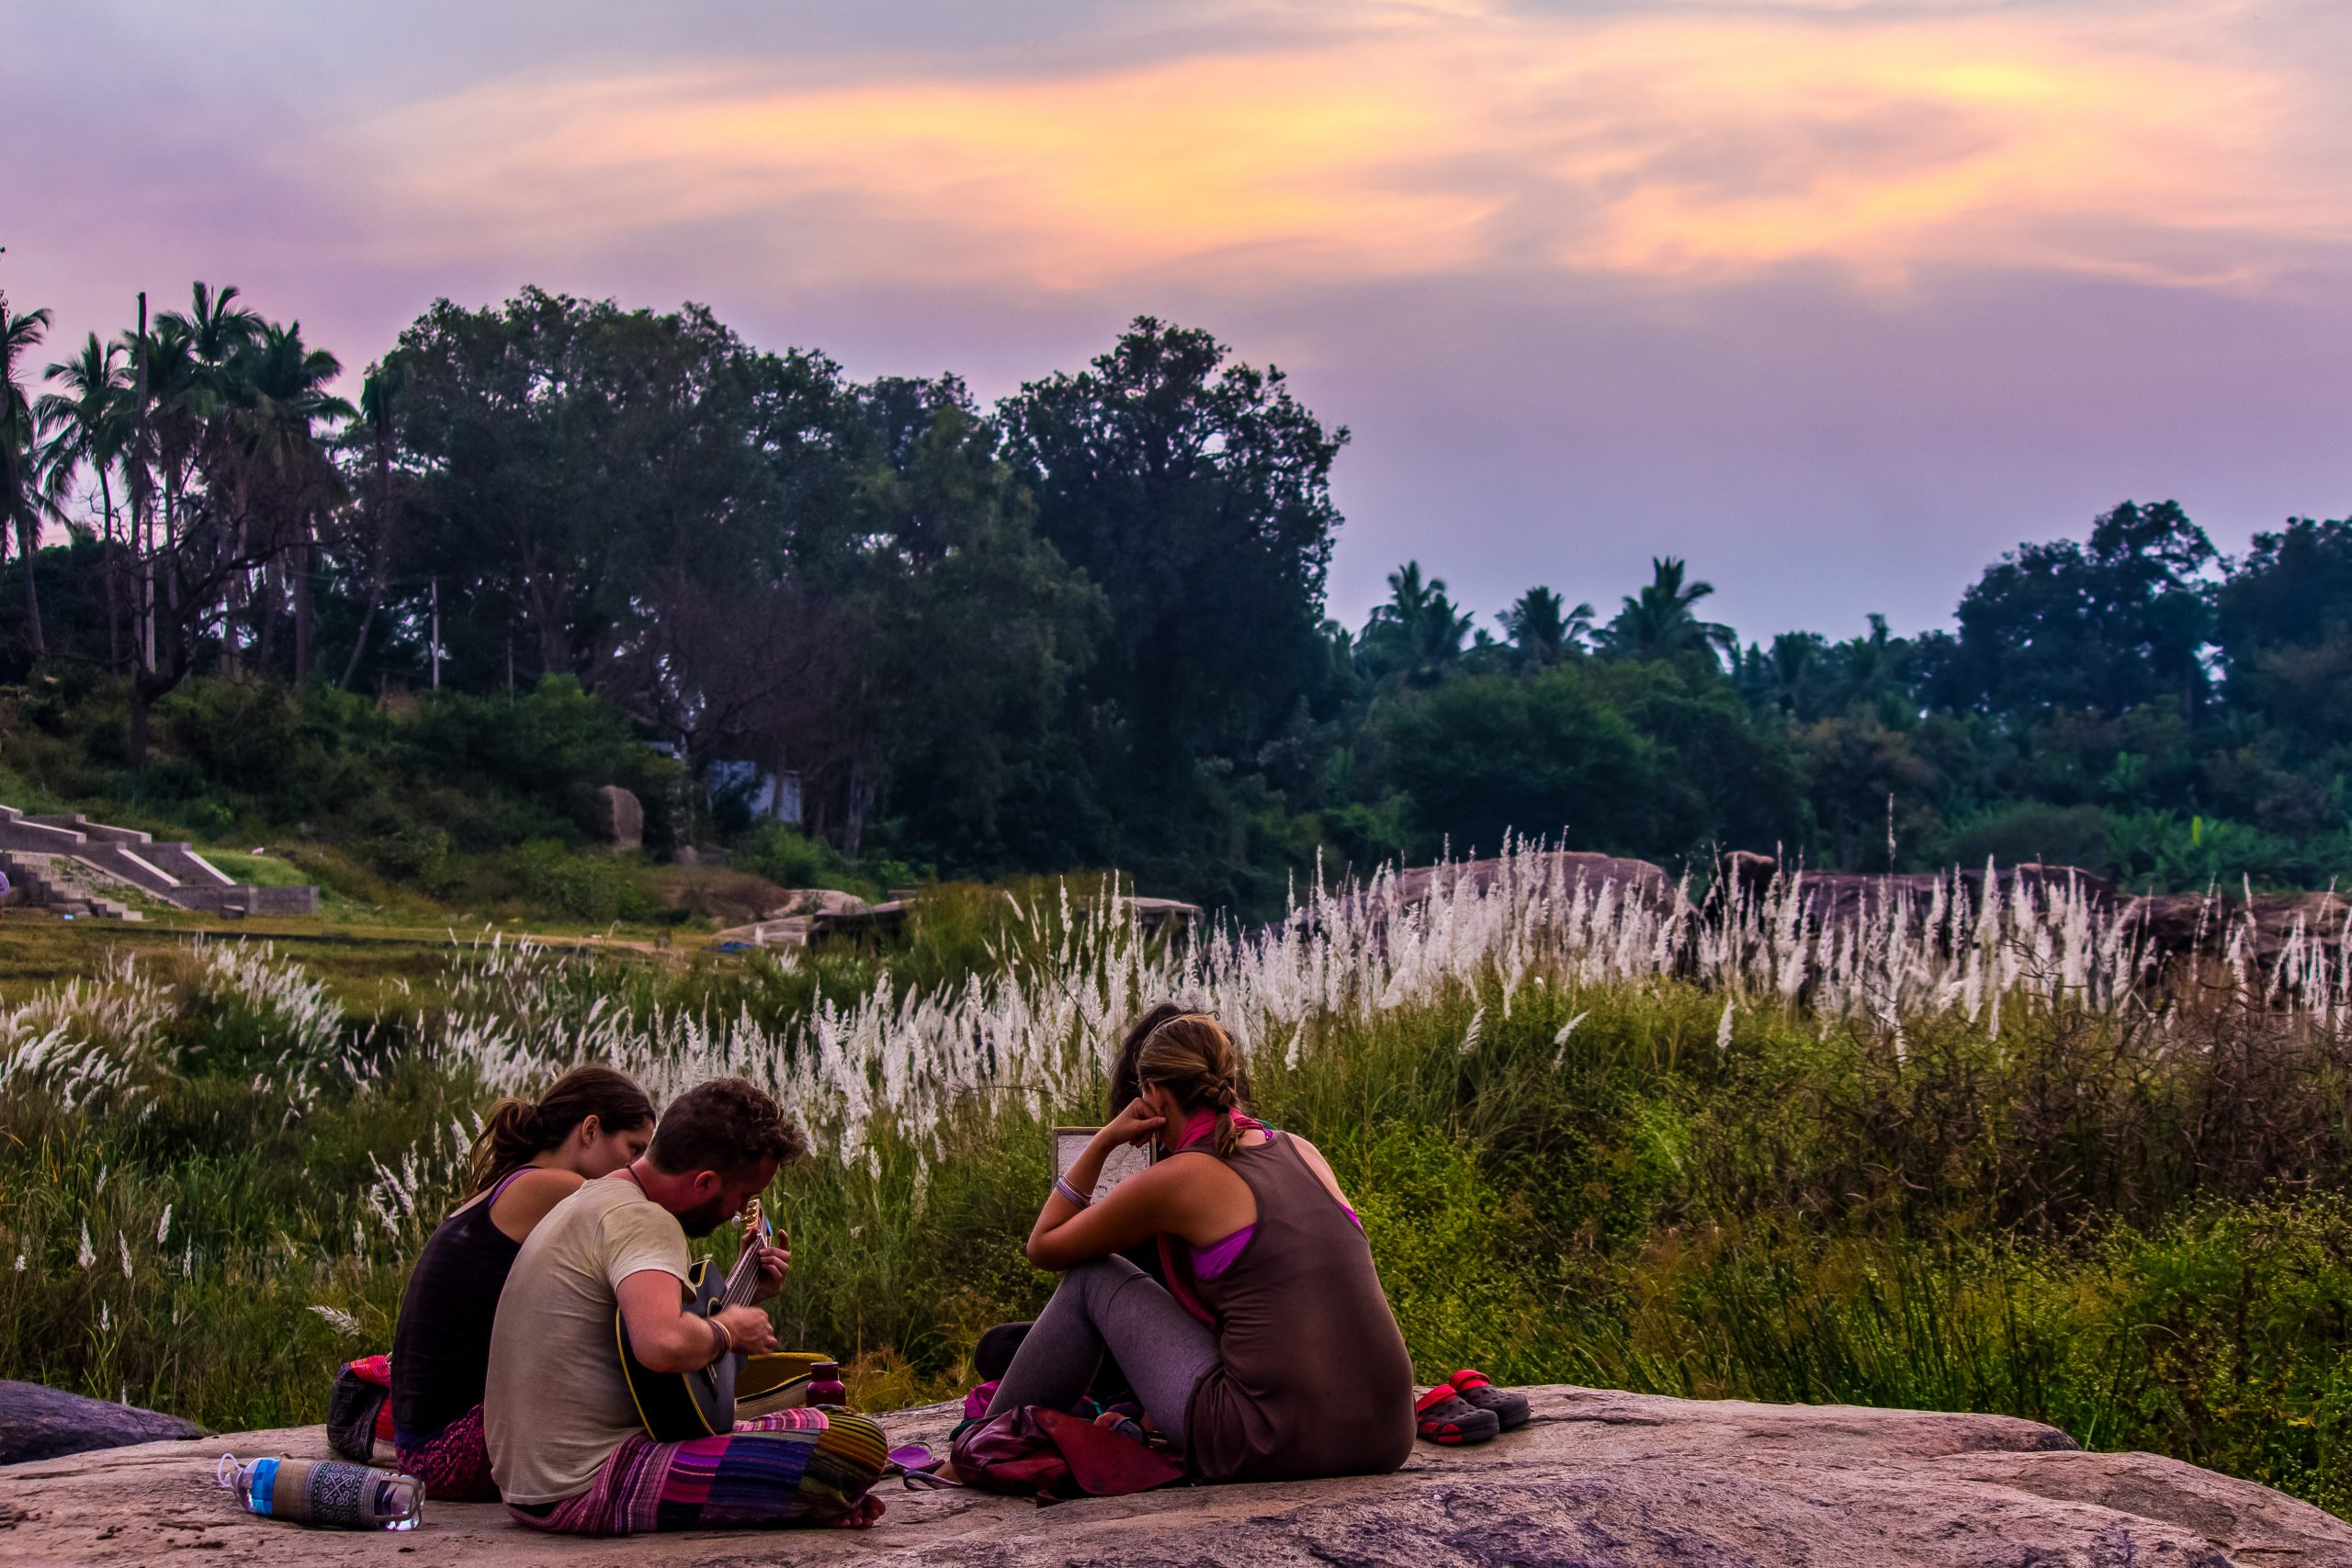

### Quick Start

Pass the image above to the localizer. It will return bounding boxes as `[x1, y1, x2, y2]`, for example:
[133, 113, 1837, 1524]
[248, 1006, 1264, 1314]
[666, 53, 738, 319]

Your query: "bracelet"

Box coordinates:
[708, 1314, 734, 1365]
[1052, 1175, 1091, 1208]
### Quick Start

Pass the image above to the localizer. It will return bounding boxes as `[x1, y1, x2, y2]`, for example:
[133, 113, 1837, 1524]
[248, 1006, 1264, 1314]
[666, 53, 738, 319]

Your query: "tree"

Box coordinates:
[223, 321, 355, 679]
[1740, 631, 1828, 719]
[1498, 585, 1594, 667]
[1, 299, 53, 657]
[1602, 557, 1735, 665]
[390, 290, 842, 690]
[1359, 560, 1474, 686]
[2212, 516, 2352, 751]
[35, 333, 130, 666]
[1936, 501, 2215, 717]
[1001, 317, 1347, 783]
[336, 356, 409, 688]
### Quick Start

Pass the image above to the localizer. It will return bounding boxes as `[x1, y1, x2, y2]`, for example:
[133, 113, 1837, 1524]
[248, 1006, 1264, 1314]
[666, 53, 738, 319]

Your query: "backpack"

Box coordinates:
[327, 1355, 395, 1464]
[948, 1404, 1184, 1502]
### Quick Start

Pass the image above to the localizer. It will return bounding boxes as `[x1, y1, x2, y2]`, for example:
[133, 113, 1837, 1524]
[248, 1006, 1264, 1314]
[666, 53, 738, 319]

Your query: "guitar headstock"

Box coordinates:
[742, 1198, 764, 1240]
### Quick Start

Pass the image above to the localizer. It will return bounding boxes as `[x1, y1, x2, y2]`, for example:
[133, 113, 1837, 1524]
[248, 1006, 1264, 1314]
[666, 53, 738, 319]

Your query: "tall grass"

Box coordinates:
[4, 848, 2350, 1514]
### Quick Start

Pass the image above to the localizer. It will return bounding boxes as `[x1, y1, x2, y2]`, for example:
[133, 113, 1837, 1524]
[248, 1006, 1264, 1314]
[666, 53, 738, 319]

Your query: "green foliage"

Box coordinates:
[733, 825, 869, 896]
[6, 935, 2352, 1517]
[20, 276, 2352, 910]
[1376, 660, 1804, 862]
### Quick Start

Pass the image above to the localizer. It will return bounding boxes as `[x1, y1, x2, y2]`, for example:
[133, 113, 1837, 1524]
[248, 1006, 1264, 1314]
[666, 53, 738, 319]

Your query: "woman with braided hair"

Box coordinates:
[984, 1006, 1414, 1482]
[389, 1066, 654, 1500]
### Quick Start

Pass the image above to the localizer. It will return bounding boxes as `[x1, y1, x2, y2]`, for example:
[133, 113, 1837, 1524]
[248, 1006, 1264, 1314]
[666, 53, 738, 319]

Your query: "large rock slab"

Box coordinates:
[0, 1380, 201, 1465]
[4, 1386, 2346, 1565]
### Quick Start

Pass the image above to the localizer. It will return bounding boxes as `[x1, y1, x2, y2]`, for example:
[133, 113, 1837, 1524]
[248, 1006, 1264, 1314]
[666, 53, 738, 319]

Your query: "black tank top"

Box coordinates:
[390, 1169, 531, 1444]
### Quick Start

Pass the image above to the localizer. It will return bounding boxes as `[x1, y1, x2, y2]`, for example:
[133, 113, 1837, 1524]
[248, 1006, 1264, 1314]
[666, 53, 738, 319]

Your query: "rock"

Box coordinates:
[0, 1380, 201, 1466]
[6, 1386, 2347, 1565]
[591, 784, 644, 853]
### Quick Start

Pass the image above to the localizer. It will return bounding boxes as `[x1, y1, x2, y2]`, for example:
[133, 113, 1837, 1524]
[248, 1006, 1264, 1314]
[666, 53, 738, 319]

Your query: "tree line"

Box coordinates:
[4, 282, 2349, 909]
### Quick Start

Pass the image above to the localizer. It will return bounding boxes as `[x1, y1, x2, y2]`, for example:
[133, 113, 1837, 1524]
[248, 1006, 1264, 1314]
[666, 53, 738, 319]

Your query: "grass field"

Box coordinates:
[4, 853, 2348, 1517]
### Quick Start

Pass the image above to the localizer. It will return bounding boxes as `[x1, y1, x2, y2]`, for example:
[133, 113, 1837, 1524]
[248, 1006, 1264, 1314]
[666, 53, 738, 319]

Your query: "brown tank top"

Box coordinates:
[1179, 1133, 1416, 1483]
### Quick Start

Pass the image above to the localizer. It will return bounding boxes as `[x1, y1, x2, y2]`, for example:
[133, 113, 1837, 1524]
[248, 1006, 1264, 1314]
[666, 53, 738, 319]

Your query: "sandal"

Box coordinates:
[1414, 1384, 1500, 1446]
[1448, 1369, 1530, 1432]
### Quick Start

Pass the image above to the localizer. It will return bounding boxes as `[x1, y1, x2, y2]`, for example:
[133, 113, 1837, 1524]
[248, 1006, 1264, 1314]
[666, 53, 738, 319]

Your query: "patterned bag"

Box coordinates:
[327, 1355, 395, 1464]
[948, 1404, 1182, 1501]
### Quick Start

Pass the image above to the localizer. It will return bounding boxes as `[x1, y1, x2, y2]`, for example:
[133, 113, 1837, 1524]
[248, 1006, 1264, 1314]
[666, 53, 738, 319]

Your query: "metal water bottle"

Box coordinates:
[218, 1453, 424, 1530]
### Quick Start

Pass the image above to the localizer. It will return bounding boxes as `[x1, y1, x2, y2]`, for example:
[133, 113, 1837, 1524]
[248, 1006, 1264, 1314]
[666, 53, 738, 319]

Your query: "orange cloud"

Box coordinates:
[362, 0, 2344, 294]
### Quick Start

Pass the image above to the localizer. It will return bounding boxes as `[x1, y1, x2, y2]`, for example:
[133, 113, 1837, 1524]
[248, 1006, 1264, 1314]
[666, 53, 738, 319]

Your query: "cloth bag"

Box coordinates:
[327, 1355, 394, 1464]
[948, 1404, 1183, 1501]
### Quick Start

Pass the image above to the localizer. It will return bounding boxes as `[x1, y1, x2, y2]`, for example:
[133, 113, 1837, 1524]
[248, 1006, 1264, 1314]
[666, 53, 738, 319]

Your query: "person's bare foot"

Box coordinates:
[828, 1495, 887, 1528]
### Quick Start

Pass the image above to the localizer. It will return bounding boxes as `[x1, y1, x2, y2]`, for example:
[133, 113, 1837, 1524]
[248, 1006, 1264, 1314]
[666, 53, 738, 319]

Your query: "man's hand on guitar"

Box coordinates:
[715, 1303, 777, 1357]
[742, 1224, 790, 1303]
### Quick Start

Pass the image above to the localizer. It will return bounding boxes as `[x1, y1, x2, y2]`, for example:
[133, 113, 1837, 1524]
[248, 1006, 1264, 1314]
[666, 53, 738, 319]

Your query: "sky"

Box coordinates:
[8, 0, 2351, 641]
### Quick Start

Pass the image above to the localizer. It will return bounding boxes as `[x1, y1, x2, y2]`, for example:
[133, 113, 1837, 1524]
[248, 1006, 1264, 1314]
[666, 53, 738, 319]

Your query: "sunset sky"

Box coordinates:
[10, 0, 2350, 638]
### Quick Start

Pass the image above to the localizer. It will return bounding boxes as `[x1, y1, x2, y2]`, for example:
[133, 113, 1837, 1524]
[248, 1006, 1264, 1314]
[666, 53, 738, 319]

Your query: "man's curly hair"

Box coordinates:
[649, 1077, 808, 1177]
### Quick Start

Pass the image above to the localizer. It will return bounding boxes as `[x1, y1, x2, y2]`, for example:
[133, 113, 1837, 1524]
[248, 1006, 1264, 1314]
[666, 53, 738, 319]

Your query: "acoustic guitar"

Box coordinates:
[616, 1199, 770, 1440]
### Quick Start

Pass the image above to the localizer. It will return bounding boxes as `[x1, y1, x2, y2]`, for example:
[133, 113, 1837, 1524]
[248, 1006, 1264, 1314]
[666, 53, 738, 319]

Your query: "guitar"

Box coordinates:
[616, 1199, 770, 1440]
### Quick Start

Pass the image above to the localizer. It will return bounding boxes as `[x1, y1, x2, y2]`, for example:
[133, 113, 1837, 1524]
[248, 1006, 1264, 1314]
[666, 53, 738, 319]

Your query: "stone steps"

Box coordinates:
[0, 806, 312, 918]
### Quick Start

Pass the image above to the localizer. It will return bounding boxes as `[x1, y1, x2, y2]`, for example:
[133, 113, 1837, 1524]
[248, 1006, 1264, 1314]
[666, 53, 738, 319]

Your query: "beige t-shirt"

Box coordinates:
[483, 1176, 690, 1505]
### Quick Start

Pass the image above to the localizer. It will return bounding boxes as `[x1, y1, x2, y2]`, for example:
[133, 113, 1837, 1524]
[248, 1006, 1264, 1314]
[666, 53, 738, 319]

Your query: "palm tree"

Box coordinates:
[1361, 560, 1474, 686]
[227, 321, 354, 679]
[163, 281, 262, 374]
[1, 299, 54, 656]
[1744, 630, 1827, 718]
[37, 334, 131, 666]
[340, 356, 407, 688]
[1603, 557, 1736, 665]
[1498, 585, 1596, 666]
[160, 283, 264, 671]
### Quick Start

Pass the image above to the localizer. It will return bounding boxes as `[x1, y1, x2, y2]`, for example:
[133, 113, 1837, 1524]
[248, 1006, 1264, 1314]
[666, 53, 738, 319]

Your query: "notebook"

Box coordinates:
[1051, 1127, 1156, 1196]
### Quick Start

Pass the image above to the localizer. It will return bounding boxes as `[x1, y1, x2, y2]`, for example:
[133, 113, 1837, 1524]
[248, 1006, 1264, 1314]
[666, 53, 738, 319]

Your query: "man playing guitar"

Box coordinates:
[484, 1077, 888, 1534]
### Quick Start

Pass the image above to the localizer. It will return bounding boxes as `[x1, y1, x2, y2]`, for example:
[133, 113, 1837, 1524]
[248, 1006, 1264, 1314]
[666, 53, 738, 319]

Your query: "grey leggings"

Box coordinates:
[983, 1255, 1218, 1444]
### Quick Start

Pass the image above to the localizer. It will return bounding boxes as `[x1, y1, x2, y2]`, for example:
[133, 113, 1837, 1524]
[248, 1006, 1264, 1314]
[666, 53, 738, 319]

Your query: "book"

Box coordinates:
[1051, 1126, 1155, 1197]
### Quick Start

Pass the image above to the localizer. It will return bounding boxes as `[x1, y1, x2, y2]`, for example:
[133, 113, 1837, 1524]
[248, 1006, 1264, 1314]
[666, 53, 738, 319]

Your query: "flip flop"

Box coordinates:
[1448, 1369, 1531, 1431]
[1414, 1384, 1500, 1446]
[886, 1443, 966, 1490]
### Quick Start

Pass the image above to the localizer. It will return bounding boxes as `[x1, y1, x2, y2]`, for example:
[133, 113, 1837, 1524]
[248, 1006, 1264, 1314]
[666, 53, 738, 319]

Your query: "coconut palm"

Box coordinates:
[1499, 585, 1596, 666]
[226, 321, 355, 678]
[340, 355, 408, 688]
[163, 281, 262, 374]
[1603, 557, 1736, 665]
[37, 333, 131, 665]
[1361, 560, 1475, 686]
[1, 299, 54, 656]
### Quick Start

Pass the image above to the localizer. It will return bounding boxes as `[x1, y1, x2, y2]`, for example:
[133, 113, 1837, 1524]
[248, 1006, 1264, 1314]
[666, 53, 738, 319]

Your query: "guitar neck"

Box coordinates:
[715, 1209, 767, 1312]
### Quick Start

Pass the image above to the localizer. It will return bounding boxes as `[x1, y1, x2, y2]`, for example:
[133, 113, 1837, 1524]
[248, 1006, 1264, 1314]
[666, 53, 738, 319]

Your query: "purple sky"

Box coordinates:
[11, 0, 2351, 641]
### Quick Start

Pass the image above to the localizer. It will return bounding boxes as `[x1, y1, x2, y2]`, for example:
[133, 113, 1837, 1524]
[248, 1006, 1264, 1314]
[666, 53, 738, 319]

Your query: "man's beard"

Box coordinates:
[675, 1194, 736, 1238]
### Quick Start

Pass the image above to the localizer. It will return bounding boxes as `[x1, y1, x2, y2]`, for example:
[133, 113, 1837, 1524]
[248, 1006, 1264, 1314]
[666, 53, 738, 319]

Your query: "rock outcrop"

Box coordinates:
[593, 784, 645, 853]
[0, 1380, 201, 1466]
[5, 1386, 2346, 1565]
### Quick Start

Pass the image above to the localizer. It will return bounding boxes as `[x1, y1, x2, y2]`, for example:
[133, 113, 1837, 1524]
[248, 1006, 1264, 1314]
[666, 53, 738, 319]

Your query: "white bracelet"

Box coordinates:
[1053, 1175, 1091, 1208]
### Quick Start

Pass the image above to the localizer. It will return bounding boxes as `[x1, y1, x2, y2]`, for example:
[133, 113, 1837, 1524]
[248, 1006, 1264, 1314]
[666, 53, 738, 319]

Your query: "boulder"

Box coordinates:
[592, 784, 644, 853]
[5, 1386, 2346, 1565]
[0, 1380, 200, 1466]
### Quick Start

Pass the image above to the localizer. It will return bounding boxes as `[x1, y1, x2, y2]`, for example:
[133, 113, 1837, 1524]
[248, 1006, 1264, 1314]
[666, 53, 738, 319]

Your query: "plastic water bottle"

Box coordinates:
[807, 1360, 847, 1408]
[218, 1453, 423, 1530]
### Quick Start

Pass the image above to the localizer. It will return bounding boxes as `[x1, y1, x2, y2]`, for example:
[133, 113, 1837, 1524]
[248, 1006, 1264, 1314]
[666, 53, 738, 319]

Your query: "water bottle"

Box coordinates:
[807, 1360, 847, 1408]
[217, 1453, 423, 1530]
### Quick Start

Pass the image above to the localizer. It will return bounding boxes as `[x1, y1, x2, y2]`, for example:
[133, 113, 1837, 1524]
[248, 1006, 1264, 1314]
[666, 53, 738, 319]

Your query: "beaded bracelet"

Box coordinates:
[1052, 1175, 1091, 1208]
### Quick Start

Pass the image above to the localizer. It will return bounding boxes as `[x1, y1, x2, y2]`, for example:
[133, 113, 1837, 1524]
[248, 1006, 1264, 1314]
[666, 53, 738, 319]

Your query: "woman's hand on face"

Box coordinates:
[1097, 1097, 1165, 1151]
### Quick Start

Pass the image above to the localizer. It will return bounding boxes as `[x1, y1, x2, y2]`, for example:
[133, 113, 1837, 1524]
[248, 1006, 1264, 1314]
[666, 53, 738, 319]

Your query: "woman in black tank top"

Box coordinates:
[389, 1066, 653, 1500]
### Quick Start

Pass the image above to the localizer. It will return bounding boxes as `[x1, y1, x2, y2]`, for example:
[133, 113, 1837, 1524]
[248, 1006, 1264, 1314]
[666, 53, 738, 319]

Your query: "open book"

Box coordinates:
[1051, 1127, 1156, 1198]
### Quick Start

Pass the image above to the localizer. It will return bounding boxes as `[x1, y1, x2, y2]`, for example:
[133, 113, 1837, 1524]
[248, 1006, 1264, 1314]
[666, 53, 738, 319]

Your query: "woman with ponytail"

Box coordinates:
[983, 1006, 1413, 1483]
[390, 1066, 654, 1501]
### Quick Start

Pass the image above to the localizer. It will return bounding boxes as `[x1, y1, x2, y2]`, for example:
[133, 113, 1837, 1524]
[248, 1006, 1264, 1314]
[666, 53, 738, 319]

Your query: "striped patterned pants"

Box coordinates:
[508, 1408, 888, 1535]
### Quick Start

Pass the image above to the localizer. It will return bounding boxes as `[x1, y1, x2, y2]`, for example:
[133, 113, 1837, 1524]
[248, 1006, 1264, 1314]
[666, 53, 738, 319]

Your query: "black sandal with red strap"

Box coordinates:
[1414, 1384, 1501, 1445]
[1448, 1369, 1530, 1431]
